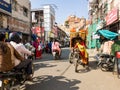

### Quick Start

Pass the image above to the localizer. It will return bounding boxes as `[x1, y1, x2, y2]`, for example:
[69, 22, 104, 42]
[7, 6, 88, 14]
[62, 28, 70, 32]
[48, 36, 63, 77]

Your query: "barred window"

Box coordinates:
[23, 7, 28, 17]
[12, 0, 17, 11]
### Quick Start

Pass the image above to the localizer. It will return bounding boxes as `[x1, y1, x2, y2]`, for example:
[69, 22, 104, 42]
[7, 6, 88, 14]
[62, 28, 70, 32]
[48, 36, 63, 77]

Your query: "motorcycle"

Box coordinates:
[0, 63, 34, 90]
[0, 69, 27, 90]
[97, 54, 114, 71]
[52, 50, 60, 60]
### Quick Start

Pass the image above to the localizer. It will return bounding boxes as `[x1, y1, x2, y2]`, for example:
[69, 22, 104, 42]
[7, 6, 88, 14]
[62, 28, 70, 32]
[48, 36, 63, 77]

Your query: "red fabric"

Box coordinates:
[33, 40, 42, 59]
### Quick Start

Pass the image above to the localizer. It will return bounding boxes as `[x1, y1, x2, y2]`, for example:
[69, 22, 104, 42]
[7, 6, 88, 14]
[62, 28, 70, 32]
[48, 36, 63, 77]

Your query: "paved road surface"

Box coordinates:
[21, 48, 120, 90]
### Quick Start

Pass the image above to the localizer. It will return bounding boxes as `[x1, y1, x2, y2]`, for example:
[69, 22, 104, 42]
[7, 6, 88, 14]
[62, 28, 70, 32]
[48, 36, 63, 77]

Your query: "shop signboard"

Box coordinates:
[0, 0, 11, 13]
[105, 8, 118, 25]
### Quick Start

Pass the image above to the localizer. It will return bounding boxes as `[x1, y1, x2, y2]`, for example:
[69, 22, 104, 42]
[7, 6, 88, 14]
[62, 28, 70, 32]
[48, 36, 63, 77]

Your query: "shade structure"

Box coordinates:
[70, 28, 76, 32]
[96, 30, 119, 40]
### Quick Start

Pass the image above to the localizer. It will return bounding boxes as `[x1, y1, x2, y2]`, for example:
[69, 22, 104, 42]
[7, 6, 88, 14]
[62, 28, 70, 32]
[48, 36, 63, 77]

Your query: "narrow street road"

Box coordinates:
[23, 48, 120, 90]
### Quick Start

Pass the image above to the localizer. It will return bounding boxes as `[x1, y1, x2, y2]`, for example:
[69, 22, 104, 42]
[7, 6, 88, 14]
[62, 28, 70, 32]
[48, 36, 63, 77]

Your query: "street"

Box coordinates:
[23, 48, 120, 90]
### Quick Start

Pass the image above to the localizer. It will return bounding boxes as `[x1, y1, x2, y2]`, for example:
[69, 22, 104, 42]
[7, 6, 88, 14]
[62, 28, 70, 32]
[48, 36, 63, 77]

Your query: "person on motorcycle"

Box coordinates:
[9, 32, 34, 80]
[0, 33, 24, 72]
[52, 39, 61, 57]
[9, 32, 34, 58]
[74, 37, 89, 67]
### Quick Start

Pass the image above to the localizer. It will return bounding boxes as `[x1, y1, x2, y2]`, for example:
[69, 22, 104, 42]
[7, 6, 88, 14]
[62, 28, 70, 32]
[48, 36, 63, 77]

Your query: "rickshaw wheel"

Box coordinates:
[74, 53, 79, 72]
[69, 52, 74, 64]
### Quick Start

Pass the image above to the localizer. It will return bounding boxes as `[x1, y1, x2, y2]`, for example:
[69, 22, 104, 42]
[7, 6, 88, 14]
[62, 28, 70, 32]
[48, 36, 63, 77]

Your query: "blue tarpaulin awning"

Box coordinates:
[96, 30, 119, 40]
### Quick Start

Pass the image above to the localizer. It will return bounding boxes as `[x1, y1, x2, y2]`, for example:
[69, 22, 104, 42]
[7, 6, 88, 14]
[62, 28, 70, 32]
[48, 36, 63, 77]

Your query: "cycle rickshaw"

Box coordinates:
[69, 29, 88, 72]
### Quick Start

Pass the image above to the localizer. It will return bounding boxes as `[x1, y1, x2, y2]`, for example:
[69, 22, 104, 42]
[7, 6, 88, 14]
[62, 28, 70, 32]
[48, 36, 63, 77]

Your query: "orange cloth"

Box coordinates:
[74, 42, 88, 65]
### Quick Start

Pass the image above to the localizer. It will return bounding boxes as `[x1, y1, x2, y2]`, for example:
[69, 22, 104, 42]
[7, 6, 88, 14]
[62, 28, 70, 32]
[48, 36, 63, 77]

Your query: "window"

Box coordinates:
[23, 7, 28, 17]
[12, 0, 17, 11]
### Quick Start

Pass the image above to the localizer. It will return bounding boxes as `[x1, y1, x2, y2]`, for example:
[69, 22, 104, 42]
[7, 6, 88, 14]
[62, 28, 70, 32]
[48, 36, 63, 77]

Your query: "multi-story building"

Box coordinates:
[0, 0, 11, 29]
[31, 5, 56, 42]
[0, 0, 31, 42]
[87, 0, 120, 49]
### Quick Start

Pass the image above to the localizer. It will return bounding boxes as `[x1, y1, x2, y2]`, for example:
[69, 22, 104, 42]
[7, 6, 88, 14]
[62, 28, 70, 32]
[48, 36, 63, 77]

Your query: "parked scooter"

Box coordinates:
[97, 54, 114, 71]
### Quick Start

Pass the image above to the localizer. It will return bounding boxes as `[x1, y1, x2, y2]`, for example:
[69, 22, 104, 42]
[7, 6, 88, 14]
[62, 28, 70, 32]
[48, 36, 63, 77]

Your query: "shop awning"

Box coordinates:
[96, 29, 118, 40]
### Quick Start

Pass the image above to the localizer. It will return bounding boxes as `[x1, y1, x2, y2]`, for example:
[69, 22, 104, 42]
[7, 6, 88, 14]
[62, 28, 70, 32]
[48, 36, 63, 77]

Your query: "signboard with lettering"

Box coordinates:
[105, 8, 118, 25]
[0, 0, 11, 13]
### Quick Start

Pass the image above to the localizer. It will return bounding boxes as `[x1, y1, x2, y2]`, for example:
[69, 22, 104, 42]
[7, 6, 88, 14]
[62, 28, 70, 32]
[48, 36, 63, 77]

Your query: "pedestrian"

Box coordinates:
[48, 41, 52, 53]
[33, 38, 42, 59]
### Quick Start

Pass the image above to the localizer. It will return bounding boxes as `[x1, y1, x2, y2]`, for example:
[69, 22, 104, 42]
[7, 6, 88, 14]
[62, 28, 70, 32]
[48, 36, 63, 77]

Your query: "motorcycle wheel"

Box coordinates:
[10, 85, 21, 90]
[55, 52, 59, 60]
[74, 53, 79, 72]
[69, 52, 74, 64]
[31, 63, 34, 77]
[101, 63, 109, 71]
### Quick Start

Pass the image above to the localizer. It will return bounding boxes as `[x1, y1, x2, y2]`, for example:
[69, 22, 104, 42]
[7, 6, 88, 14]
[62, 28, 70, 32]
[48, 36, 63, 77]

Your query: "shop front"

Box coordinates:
[105, 8, 119, 33]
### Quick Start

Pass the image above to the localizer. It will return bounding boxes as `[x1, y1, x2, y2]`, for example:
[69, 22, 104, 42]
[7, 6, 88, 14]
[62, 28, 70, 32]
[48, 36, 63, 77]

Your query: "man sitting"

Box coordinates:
[52, 39, 61, 56]
[0, 33, 33, 80]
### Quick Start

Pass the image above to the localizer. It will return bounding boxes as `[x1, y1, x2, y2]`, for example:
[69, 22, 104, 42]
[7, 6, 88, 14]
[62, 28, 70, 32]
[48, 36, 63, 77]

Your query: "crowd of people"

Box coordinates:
[1, 30, 120, 81]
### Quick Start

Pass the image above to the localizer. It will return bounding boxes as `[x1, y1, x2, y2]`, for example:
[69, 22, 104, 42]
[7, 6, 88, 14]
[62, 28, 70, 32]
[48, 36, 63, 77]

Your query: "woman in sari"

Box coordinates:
[74, 38, 89, 67]
[33, 38, 42, 59]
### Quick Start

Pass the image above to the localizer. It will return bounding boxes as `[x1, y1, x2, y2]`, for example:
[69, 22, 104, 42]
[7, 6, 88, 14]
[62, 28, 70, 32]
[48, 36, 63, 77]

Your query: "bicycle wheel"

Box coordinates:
[69, 52, 74, 64]
[73, 53, 79, 72]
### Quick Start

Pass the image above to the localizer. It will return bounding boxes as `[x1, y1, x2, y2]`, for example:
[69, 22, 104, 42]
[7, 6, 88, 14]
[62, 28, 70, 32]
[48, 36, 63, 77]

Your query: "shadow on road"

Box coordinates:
[25, 75, 81, 90]
[89, 60, 98, 70]
[34, 63, 57, 71]
[75, 57, 98, 73]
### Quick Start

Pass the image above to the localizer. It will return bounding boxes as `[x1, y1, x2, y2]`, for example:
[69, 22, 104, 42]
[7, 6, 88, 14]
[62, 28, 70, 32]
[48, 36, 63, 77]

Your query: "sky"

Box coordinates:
[30, 0, 89, 24]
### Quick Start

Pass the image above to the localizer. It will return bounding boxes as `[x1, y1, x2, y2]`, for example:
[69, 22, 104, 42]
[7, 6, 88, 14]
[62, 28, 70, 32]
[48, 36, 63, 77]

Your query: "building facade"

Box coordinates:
[31, 5, 56, 42]
[0, 0, 11, 29]
[0, 0, 31, 42]
[87, 0, 120, 49]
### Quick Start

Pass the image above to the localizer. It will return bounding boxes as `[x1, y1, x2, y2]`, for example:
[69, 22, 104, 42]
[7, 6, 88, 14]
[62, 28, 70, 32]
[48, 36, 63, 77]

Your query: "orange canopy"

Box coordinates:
[70, 28, 76, 32]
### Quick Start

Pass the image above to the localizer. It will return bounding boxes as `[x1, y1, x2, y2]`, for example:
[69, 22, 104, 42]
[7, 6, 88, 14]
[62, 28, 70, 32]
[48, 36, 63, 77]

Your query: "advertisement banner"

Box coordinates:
[0, 0, 11, 13]
[105, 8, 118, 25]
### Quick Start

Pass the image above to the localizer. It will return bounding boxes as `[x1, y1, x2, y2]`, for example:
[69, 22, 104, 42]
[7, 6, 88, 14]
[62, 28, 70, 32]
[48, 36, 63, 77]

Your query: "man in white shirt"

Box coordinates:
[9, 32, 34, 80]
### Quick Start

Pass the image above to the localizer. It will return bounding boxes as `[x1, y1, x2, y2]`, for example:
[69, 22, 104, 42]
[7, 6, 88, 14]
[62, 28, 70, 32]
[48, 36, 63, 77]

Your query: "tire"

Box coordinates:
[74, 53, 79, 72]
[101, 63, 109, 71]
[55, 52, 59, 60]
[31, 63, 34, 77]
[69, 52, 74, 64]
[75, 60, 78, 72]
